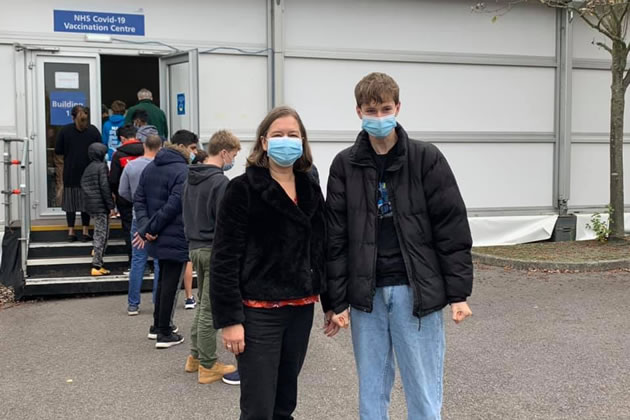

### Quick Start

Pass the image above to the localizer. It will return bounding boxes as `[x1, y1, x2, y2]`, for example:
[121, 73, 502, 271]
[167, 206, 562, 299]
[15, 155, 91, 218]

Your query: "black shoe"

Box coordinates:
[155, 332, 184, 349]
[80, 233, 93, 242]
[67, 234, 77, 242]
[148, 325, 178, 340]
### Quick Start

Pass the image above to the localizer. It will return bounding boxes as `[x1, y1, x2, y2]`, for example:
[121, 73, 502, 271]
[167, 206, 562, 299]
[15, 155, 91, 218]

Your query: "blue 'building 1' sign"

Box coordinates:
[50, 91, 86, 126]
[54, 10, 145, 36]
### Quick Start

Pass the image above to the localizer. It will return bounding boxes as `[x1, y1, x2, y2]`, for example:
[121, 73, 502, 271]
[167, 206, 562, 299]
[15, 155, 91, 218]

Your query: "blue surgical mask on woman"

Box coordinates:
[267, 137, 303, 167]
[362, 114, 397, 139]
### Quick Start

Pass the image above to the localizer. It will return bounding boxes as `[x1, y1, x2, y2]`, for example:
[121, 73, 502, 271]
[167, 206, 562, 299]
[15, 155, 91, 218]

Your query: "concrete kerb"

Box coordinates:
[472, 252, 630, 272]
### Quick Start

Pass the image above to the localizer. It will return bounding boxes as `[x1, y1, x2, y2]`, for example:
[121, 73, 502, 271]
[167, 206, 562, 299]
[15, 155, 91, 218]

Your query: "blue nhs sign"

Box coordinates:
[54, 10, 145, 36]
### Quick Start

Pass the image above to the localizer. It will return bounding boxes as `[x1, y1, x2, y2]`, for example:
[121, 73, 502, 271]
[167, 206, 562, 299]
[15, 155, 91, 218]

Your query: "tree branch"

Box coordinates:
[596, 41, 614, 54]
[580, 12, 626, 44]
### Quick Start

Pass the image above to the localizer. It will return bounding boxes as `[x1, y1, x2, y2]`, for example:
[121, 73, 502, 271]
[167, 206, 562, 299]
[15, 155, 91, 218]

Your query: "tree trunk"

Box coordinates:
[609, 40, 626, 239]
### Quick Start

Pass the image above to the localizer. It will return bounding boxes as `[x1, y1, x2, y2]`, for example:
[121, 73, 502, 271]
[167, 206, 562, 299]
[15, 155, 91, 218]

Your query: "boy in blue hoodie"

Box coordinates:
[102, 100, 126, 161]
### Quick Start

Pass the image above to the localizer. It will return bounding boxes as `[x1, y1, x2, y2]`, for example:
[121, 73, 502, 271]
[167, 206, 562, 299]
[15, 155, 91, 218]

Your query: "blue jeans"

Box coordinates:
[127, 218, 160, 307]
[351, 285, 445, 420]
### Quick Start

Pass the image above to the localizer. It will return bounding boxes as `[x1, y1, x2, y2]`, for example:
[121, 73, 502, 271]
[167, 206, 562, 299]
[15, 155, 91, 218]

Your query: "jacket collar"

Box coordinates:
[349, 124, 409, 172]
[246, 166, 319, 227]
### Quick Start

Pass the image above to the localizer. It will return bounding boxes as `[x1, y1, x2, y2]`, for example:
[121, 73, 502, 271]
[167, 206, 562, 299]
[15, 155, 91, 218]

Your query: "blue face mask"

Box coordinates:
[223, 159, 234, 172]
[362, 114, 397, 139]
[190, 151, 196, 162]
[267, 137, 303, 167]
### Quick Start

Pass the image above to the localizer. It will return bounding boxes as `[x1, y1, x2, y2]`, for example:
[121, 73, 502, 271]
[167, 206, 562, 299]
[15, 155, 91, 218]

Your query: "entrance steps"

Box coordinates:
[23, 222, 155, 296]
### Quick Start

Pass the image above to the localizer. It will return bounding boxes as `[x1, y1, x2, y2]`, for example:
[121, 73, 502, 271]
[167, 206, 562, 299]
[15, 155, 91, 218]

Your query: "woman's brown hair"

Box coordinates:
[246, 106, 313, 172]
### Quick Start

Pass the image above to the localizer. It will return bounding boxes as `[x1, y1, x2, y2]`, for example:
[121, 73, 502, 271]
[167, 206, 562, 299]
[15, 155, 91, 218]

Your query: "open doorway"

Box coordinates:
[100, 55, 160, 120]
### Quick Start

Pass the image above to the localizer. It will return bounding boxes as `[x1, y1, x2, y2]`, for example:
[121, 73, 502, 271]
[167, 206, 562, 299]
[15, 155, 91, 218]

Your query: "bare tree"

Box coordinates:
[474, 0, 628, 239]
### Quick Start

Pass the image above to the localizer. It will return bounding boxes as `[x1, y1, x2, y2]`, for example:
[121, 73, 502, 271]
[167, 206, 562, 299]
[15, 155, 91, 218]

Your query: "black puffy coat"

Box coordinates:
[80, 143, 115, 215]
[210, 166, 328, 329]
[134, 146, 189, 262]
[326, 125, 473, 318]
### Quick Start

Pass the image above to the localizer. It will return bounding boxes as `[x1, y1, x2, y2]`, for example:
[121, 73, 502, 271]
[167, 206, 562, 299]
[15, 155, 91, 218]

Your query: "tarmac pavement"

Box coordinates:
[1, 264, 629, 419]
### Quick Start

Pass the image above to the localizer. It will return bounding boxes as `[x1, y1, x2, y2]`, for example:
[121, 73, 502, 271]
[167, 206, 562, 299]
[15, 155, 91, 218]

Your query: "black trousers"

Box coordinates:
[153, 260, 185, 336]
[116, 198, 133, 264]
[238, 304, 314, 420]
[66, 212, 90, 228]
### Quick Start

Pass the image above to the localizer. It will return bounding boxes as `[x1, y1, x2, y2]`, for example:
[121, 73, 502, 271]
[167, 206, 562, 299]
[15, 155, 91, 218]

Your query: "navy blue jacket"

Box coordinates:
[134, 146, 189, 262]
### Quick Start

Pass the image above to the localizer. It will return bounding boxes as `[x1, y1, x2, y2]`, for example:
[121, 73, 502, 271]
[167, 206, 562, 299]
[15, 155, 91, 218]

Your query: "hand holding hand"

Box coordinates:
[145, 233, 158, 241]
[332, 309, 350, 329]
[323, 310, 341, 337]
[223, 324, 245, 355]
[451, 302, 472, 324]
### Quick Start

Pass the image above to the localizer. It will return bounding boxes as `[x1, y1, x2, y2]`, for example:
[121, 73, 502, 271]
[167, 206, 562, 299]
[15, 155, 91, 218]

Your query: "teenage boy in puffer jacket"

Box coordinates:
[81, 142, 116, 276]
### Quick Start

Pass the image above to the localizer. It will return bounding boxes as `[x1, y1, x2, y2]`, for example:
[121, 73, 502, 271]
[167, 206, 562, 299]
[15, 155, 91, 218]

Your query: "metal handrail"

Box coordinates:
[1, 137, 31, 277]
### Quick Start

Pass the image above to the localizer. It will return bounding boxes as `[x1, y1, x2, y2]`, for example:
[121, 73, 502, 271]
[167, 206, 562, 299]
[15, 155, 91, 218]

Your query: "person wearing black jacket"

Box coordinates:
[80, 143, 115, 276]
[210, 107, 332, 419]
[109, 124, 143, 267]
[133, 130, 199, 349]
[326, 73, 474, 419]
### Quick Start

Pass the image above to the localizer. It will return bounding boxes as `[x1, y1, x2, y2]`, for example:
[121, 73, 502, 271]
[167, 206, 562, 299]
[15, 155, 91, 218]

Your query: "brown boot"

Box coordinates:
[185, 355, 200, 373]
[198, 362, 237, 384]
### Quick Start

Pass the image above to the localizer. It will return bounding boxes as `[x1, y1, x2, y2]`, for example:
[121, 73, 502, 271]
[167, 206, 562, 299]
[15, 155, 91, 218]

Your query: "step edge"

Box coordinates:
[26, 275, 153, 285]
[27, 256, 131, 266]
[29, 240, 126, 248]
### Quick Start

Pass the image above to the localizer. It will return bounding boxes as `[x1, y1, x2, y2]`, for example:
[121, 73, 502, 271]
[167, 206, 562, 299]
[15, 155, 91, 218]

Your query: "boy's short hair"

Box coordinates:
[111, 100, 126, 115]
[354, 72, 400, 107]
[132, 109, 149, 123]
[207, 130, 241, 156]
[192, 150, 209, 164]
[117, 124, 137, 140]
[144, 135, 162, 151]
[171, 129, 199, 147]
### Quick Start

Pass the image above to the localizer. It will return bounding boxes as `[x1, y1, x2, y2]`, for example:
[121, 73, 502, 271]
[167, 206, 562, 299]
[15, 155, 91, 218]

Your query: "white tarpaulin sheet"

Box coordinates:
[575, 213, 630, 241]
[469, 215, 559, 247]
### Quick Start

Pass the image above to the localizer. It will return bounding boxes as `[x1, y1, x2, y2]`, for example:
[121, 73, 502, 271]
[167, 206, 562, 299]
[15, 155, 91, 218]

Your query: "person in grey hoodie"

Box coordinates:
[183, 130, 241, 385]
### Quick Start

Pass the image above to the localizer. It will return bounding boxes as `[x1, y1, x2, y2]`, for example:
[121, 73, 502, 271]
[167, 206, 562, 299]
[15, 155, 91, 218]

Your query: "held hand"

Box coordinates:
[109, 209, 117, 218]
[332, 309, 350, 329]
[451, 302, 472, 324]
[323, 310, 341, 337]
[222, 324, 245, 355]
[145, 233, 158, 241]
[131, 232, 145, 249]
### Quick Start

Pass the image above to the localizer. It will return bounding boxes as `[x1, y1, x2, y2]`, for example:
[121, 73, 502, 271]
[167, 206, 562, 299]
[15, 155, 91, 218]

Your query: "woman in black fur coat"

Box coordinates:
[209, 106, 337, 419]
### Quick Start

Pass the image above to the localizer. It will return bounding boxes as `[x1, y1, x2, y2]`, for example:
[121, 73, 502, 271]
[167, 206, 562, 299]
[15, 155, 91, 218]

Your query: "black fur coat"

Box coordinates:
[210, 166, 328, 329]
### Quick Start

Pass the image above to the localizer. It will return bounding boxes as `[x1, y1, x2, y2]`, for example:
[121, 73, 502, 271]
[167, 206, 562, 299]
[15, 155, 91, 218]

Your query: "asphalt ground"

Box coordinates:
[1, 264, 629, 419]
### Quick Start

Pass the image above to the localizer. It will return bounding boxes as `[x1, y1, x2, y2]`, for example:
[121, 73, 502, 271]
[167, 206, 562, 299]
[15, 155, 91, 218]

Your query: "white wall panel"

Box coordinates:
[285, 58, 555, 133]
[438, 143, 554, 209]
[198, 55, 268, 139]
[285, 0, 556, 57]
[285, 142, 554, 208]
[0, 0, 266, 45]
[309, 142, 354, 195]
[0, 45, 16, 134]
[572, 69, 630, 133]
[570, 144, 630, 206]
